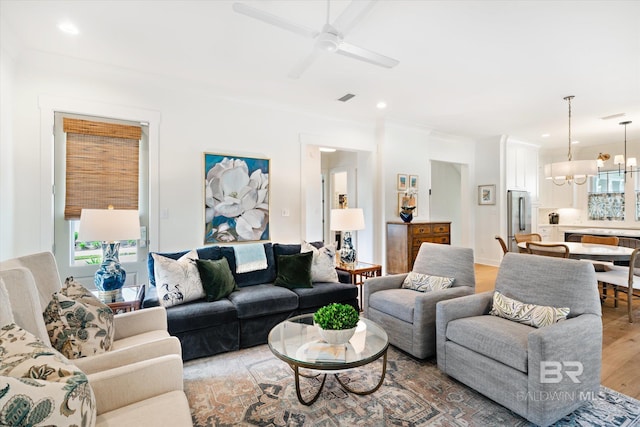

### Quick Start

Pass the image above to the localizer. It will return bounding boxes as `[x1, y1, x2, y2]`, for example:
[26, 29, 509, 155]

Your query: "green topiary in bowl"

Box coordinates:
[313, 303, 359, 330]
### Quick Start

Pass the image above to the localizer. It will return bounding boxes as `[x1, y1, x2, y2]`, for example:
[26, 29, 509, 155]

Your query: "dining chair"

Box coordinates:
[581, 235, 619, 246]
[525, 241, 570, 258]
[514, 233, 542, 243]
[494, 235, 508, 255]
[594, 248, 640, 323]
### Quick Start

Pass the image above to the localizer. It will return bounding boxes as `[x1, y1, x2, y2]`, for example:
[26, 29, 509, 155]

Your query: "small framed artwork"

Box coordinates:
[397, 174, 408, 191]
[478, 184, 496, 205]
[409, 175, 418, 190]
[398, 193, 418, 216]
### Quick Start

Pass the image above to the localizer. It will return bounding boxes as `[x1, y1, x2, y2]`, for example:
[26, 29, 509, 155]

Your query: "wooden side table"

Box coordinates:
[335, 262, 382, 311]
[92, 285, 145, 314]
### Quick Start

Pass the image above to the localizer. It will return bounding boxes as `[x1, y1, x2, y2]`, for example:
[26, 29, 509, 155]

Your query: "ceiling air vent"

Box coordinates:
[338, 94, 356, 102]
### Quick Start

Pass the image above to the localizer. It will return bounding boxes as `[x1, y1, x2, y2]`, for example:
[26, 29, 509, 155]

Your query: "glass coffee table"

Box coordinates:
[268, 313, 389, 405]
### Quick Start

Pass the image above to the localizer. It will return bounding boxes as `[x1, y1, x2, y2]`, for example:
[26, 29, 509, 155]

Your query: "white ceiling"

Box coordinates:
[1, 0, 639, 150]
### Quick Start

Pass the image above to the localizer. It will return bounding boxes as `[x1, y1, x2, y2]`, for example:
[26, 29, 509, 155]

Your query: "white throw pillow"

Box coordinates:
[0, 278, 14, 326]
[153, 250, 205, 307]
[301, 242, 339, 283]
[401, 272, 455, 292]
[489, 291, 570, 328]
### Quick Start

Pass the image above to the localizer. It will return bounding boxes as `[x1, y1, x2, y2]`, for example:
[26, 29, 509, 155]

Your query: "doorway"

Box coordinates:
[430, 160, 465, 245]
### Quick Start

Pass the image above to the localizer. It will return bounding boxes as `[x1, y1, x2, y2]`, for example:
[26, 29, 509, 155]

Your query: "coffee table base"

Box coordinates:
[291, 350, 388, 405]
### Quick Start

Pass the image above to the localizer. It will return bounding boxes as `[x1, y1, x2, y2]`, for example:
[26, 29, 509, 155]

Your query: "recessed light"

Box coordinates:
[58, 21, 79, 35]
[541, 133, 550, 138]
[376, 101, 387, 110]
[571, 140, 580, 144]
[319, 147, 336, 153]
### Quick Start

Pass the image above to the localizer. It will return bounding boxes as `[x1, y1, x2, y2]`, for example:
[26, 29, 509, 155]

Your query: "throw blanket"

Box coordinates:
[233, 243, 268, 273]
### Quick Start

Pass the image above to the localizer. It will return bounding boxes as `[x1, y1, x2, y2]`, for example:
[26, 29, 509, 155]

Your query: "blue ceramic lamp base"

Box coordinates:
[95, 242, 126, 299]
[339, 231, 357, 267]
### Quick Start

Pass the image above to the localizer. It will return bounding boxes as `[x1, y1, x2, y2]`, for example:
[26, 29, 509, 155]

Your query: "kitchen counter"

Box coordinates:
[562, 228, 640, 238]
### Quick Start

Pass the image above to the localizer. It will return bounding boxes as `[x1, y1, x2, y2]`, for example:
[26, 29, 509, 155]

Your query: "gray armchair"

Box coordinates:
[363, 243, 475, 359]
[436, 253, 602, 426]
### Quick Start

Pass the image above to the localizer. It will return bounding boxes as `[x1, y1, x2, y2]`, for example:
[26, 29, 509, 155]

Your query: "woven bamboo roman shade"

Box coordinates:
[64, 118, 142, 220]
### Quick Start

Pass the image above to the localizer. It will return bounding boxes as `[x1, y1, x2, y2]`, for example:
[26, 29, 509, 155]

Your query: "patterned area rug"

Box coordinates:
[183, 345, 640, 426]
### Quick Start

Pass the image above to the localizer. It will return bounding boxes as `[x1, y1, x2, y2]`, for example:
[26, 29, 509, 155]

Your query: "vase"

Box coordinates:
[400, 211, 413, 223]
[318, 327, 357, 345]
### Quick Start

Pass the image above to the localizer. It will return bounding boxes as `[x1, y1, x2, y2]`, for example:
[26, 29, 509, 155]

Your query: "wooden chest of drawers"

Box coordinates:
[386, 221, 451, 274]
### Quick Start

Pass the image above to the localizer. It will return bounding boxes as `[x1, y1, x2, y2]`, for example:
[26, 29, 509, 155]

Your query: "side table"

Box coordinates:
[335, 262, 382, 311]
[92, 285, 145, 314]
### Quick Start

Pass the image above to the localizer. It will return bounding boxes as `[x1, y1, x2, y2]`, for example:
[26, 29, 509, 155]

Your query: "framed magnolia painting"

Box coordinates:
[204, 153, 270, 243]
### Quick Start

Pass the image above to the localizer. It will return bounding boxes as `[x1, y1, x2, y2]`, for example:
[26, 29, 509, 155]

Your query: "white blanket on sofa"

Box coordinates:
[233, 244, 268, 273]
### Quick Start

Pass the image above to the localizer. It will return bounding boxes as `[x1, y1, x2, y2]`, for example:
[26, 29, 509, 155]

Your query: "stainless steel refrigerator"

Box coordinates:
[507, 190, 531, 252]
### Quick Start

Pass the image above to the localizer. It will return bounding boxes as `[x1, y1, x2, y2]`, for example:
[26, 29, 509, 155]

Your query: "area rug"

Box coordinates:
[183, 345, 640, 426]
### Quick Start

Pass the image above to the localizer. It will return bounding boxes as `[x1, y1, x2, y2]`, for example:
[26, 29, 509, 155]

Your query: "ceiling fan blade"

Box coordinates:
[233, 2, 319, 39]
[336, 42, 399, 68]
[288, 48, 322, 79]
[331, 0, 377, 36]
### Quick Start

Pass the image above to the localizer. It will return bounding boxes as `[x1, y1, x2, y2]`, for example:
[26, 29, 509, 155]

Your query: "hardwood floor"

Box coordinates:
[474, 264, 640, 399]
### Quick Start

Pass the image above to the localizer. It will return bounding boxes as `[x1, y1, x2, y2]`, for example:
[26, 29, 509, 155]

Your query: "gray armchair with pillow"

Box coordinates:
[363, 242, 475, 359]
[0, 251, 181, 374]
[436, 253, 602, 426]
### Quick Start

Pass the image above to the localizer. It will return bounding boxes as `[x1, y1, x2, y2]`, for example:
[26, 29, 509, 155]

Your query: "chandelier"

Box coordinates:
[544, 95, 597, 186]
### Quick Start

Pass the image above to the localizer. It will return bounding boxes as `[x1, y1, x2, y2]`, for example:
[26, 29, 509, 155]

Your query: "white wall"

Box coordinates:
[5, 51, 378, 263]
[0, 43, 16, 261]
[474, 137, 503, 265]
[430, 160, 462, 244]
[381, 121, 477, 251]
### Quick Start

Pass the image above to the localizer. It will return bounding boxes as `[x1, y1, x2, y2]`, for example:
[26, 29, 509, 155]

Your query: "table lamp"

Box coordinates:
[330, 208, 365, 267]
[78, 206, 140, 298]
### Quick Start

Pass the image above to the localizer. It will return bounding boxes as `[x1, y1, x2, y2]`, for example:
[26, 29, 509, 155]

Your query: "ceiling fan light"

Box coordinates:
[316, 32, 339, 52]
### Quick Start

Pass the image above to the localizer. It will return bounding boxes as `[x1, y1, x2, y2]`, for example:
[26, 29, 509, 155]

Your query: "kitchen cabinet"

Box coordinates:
[506, 142, 539, 202]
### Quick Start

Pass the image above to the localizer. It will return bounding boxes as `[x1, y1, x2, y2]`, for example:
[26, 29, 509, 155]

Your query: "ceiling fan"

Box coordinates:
[232, 0, 399, 79]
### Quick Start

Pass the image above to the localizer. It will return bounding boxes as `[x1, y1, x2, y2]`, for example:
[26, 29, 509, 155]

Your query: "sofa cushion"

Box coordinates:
[274, 252, 313, 289]
[369, 289, 417, 323]
[228, 284, 298, 319]
[489, 291, 570, 328]
[153, 250, 206, 307]
[43, 277, 115, 359]
[0, 323, 96, 426]
[195, 258, 238, 302]
[446, 315, 531, 373]
[401, 272, 455, 292]
[166, 298, 238, 334]
[291, 282, 358, 310]
[301, 241, 339, 283]
[273, 241, 323, 257]
[220, 243, 277, 287]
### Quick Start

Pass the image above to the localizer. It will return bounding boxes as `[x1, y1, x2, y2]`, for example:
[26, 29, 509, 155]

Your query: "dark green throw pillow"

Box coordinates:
[274, 251, 313, 289]
[195, 258, 238, 302]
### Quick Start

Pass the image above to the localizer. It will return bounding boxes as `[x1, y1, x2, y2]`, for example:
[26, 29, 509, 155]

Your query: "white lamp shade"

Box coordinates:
[627, 157, 637, 168]
[614, 155, 625, 166]
[330, 208, 365, 231]
[544, 160, 598, 180]
[78, 209, 141, 242]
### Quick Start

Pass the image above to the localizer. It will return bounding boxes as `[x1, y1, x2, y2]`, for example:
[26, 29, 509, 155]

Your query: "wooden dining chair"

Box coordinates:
[514, 233, 542, 243]
[581, 235, 619, 246]
[495, 236, 508, 255]
[617, 237, 640, 248]
[594, 248, 640, 323]
[525, 242, 570, 258]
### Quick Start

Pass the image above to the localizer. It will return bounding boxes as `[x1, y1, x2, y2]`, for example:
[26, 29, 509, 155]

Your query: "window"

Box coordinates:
[588, 171, 625, 220]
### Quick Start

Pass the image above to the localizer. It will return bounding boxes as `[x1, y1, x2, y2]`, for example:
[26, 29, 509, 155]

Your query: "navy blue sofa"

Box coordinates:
[143, 242, 358, 361]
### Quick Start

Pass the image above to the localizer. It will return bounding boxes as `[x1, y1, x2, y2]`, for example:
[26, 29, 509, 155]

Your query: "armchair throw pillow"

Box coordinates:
[43, 277, 115, 359]
[274, 251, 313, 289]
[153, 250, 206, 307]
[489, 291, 570, 328]
[301, 241, 339, 283]
[195, 258, 239, 302]
[401, 272, 455, 292]
[0, 323, 96, 427]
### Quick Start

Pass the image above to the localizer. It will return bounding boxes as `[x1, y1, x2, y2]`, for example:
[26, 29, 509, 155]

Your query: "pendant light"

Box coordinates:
[614, 121, 634, 178]
[544, 95, 597, 185]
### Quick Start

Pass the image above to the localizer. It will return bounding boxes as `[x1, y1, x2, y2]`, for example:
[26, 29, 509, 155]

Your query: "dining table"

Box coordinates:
[516, 241, 634, 261]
